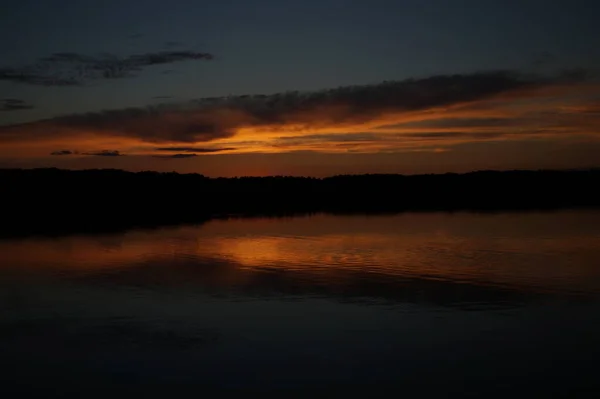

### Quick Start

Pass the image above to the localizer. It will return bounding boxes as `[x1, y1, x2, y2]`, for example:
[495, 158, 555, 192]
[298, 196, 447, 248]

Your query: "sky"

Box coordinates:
[1, 0, 599, 176]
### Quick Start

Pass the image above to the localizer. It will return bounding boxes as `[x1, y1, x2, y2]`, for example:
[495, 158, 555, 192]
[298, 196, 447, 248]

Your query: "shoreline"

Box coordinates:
[2, 167, 599, 238]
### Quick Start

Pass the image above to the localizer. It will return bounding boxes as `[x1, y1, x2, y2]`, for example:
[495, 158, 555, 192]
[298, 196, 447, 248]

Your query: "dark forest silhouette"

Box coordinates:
[2, 167, 599, 237]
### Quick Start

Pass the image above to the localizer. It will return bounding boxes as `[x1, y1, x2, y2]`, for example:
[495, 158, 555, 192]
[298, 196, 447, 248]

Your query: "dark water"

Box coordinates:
[2, 211, 600, 397]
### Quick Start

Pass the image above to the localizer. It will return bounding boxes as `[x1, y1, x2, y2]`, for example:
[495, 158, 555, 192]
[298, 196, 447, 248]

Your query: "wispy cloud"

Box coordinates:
[152, 153, 198, 159]
[49, 149, 126, 157]
[82, 150, 124, 157]
[154, 146, 235, 153]
[1, 98, 34, 112]
[268, 131, 519, 153]
[0, 50, 213, 86]
[50, 150, 74, 156]
[47, 146, 233, 158]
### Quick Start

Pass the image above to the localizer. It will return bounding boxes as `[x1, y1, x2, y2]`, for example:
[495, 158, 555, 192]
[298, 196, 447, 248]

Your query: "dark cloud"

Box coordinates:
[1, 98, 34, 111]
[152, 153, 198, 159]
[50, 150, 74, 156]
[16, 106, 238, 143]
[0, 50, 213, 86]
[152, 95, 173, 100]
[127, 51, 213, 66]
[154, 147, 235, 153]
[0, 66, 82, 86]
[82, 150, 124, 157]
[0, 69, 595, 144]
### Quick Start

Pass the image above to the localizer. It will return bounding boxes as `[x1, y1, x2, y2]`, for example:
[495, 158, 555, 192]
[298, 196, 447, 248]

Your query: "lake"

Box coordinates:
[1, 210, 600, 397]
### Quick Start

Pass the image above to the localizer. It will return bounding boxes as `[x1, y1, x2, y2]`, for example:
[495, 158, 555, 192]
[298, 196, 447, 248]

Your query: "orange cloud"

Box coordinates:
[1, 70, 599, 159]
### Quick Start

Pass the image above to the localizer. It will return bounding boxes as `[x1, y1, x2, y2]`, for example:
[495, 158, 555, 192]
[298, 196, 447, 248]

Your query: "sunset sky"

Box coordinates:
[1, 0, 599, 176]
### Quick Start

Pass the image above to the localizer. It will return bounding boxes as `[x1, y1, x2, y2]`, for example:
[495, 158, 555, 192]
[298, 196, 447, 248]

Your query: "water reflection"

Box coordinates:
[1, 211, 600, 396]
[2, 211, 600, 306]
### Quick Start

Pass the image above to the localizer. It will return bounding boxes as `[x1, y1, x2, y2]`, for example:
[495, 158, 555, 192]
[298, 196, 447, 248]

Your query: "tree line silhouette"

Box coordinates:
[2, 167, 599, 237]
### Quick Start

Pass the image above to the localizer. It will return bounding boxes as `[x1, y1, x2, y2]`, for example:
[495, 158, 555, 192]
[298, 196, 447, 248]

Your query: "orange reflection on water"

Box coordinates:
[1, 211, 600, 296]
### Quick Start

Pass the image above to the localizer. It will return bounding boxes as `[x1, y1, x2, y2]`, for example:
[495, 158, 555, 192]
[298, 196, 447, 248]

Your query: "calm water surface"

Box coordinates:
[2, 211, 600, 397]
